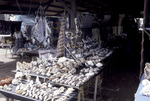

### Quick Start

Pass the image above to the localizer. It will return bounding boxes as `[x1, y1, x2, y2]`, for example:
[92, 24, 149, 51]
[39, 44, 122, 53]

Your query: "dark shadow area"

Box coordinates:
[101, 30, 141, 101]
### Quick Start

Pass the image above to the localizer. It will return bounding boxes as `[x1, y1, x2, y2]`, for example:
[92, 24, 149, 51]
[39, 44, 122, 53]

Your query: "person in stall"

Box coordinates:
[13, 27, 24, 55]
[91, 15, 102, 45]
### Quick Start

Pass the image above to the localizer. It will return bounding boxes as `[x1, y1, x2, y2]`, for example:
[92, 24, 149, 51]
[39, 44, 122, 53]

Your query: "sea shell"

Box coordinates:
[12, 79, 19, 85]
[35, 94, 39, 99]
[96, 63, 103, 67]
[16, 61, 22, 71]
[48, 83, 52, 88]
[25, 90, 29, 96]
[15, 72, 24, 79]
[36, 76, 41, 84]
[22, 91, 26, 95]
[29, 90, 32, 97]
[57, 57, 68, 62]
[44, 95, 48, 101]
[39, 94, 43, 100]
[16, 85, 20, 91]
[86, 60, 94, 66]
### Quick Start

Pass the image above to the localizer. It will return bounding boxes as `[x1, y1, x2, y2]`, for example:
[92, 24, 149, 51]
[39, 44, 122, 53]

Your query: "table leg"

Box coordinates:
[6, 98, 9, 101]
[94, 75, 98, 101]
[78, 86, 85, 101]
[77, 92, 81, 101]
[11, 98, 14, 101]
[80, 87, 85, 101]
[99, 75, 103, 100]
[5, 47, 8, 57]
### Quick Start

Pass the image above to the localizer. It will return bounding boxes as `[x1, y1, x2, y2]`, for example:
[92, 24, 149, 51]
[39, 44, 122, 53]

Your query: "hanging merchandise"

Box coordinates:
[31, 6, 52, 48]
[65, 18, 82, 50]
[56, 13, 66, 58]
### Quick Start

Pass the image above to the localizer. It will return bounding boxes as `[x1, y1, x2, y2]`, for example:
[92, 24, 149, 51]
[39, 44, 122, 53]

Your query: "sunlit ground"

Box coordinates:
[0, 48, 17, 63]
[0, 48, 20, 101]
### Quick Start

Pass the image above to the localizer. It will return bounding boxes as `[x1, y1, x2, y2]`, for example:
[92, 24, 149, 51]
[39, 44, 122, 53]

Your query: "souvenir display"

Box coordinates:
[0, 76, 13, 86]
[140, 62, 150, 97]
[15, 81, 75, 101]
[0, 15, 114, 101]
[0, 77, 13, 91]
[31, 6, 52, 48]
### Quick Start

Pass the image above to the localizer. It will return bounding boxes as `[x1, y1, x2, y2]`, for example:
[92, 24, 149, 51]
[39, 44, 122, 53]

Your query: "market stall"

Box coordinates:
[0, 24, 113, 100]
[134, 62, 150, 101]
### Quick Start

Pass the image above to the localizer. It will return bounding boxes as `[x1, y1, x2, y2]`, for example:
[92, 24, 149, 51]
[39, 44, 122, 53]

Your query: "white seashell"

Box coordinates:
[35, 94, 39, 99]
[142, 79, 150, 87]
[40, 90, 45, 96]
[140, 84, 150, 96]
[59, 87, 65, 92]
[85, 72, 94, 77]
[12, 79, 19, 85]
[36, 76, 41, 84]
[29, 90, 32, 97]
[23, 86, 28, 91]
[33, 87, 36, 92]
[36, 71, 40, 75]
[32, 92, 35, 98]
[22, 91, 26, 95]
[48, 83, 52, 88]
[39, 94, 43, 100]
[25, 90, 29, 96]
[86, 60, 94, 66]
[47, 94, 52, 100]
[16, 85, 20, 91]
[15, 72, 24, 79]
[29, 80, 34, 85]
[0, 86, 3, 89]
[57, 57, 68, 62]
[46, 72, 51, 76]
[6, 87, 12, 91]
[43, 92, 47, 97]
[41, 72, 45, 75]
[16, 61, 22, 71]
[96, 63, 103, 67]
[44, 95, 48, 101]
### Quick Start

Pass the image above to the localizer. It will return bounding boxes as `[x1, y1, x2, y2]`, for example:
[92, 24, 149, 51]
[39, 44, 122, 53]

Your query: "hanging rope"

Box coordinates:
[28, 0, 32, 15]
[36, 6, 45, 17]
[56, 11, 66, 58]
[16, 0, 22, 14]
[140, 0, 147, 80]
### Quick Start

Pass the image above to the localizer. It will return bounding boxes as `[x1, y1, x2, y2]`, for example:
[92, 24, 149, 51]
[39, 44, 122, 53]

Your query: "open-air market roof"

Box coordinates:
[0, 0, 144, 17]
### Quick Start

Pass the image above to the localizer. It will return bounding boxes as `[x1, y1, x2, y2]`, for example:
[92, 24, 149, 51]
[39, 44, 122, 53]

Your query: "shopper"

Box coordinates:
[13, 27, 24, 55]
[91, 15, 102, 45]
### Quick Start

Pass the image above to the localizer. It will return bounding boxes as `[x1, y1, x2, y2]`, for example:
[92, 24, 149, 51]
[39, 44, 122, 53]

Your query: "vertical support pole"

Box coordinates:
[81, 86, 85, 101]
[77, 92, 81, 101]
[140, 0, 146, 79]
[6, 98, 9, 101]
[140, 30, 144, 79]
[99, 74, 103, 100]
[11, 98, 14, 101]
[70, 0, 77, 28]
[94, 75, 98, 101]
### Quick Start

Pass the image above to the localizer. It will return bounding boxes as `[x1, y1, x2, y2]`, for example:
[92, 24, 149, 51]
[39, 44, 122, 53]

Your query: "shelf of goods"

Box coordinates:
[0, 35, 113, 101]
[0, 80, 78, 101]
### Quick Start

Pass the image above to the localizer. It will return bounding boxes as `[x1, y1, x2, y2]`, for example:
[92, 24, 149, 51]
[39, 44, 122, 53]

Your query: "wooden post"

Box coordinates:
[70, 0, 77, 28]
[57, 0, 77, 29]
[140, 0, 146, 79]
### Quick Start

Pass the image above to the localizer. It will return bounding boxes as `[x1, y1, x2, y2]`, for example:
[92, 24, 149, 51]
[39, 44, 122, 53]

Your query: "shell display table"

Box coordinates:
[134, 74, 150, 101]
[0, 83, 78, 101]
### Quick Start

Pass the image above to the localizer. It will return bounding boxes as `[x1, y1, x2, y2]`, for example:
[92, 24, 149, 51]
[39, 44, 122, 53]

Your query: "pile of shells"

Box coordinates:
[15, 81, 75, 101]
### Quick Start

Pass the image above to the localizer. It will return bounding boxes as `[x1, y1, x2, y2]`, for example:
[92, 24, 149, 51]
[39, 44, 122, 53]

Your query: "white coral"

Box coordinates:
[140, 79, 150, 96]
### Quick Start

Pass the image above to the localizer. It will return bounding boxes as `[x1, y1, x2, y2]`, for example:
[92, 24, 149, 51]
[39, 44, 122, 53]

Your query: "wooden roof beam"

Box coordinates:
[44, 0, 54, 12]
